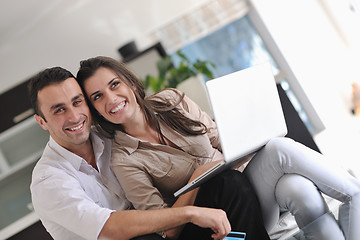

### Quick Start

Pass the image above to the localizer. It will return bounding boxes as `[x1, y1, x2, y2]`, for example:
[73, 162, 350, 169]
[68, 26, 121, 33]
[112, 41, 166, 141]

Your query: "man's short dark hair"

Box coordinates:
[28, 67, 75, 118]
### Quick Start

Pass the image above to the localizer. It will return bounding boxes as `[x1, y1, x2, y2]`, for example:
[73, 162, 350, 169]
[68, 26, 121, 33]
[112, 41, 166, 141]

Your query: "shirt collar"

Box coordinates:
[48, 131, 106, 170]
[113, 121, 187, 153]
[113, 130, 139, 154]
[90, 131, 106, 164]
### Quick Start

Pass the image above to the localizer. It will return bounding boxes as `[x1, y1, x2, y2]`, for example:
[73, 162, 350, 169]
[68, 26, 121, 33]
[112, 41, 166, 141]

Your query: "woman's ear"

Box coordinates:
[34, 114, 49, 131]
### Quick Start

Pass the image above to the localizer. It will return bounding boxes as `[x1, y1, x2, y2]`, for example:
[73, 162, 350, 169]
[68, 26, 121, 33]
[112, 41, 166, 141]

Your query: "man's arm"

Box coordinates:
[99, 205, 231, 240]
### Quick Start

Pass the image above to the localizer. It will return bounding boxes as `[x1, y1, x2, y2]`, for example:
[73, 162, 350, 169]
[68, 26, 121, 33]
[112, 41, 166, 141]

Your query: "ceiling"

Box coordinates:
[0, 0, 209, 93]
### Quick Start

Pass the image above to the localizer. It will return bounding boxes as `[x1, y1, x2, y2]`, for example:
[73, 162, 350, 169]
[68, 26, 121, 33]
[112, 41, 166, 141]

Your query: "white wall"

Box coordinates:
[251, 0, 360, 176]
[0, 0, 208, 94]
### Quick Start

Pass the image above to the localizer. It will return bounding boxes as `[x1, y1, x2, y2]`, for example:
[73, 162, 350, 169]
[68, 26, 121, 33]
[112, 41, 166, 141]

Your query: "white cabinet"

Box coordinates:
[0, 117, 49, 237]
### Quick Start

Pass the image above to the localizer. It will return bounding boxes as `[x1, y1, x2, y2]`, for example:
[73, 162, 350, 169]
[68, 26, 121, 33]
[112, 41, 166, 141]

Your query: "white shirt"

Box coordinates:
[30, 132, 132, 240]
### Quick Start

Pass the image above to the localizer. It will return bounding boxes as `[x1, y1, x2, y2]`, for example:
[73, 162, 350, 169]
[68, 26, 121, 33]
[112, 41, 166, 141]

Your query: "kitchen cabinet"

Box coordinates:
[0, 117, 49, 239]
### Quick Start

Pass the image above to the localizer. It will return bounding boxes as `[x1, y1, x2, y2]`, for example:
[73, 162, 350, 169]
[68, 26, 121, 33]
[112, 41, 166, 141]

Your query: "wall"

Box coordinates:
[251, 0, 360, 176]
[0, 0, 208, 94]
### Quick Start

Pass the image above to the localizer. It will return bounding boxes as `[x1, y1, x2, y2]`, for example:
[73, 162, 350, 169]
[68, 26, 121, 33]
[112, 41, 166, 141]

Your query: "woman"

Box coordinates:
[76, 56, 270, 240]
[77, 56, 360, 240]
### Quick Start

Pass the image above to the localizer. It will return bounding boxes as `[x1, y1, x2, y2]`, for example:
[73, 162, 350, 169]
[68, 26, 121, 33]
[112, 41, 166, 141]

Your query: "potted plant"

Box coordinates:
[142, 51, 216, 118]
[142, 50, 216, 93]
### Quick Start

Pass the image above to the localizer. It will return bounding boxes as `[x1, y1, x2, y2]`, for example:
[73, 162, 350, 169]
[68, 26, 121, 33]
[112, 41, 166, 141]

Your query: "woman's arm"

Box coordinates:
[112, 163, 168, 210]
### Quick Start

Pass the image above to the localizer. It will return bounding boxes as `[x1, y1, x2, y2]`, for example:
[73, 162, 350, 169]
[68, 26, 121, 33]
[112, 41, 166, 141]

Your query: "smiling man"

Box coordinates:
[33, 75, 97, 169]
[28, 67, 237, 240]
[28, 66, 272, 240]
[29, 65, 273, 240]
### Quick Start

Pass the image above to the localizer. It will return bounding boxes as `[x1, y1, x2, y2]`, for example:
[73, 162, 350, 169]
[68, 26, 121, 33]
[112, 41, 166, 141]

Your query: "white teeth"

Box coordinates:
[111, 102, 125, 113]
[70, 122, 84, 131]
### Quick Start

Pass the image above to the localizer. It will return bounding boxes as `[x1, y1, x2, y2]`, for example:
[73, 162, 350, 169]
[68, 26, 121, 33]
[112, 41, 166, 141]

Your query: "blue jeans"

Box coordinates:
[244, 137, 360, 240]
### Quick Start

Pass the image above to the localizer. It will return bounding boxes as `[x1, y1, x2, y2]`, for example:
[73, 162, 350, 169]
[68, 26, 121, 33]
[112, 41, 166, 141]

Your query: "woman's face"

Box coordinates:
[83, 67, 139, 125]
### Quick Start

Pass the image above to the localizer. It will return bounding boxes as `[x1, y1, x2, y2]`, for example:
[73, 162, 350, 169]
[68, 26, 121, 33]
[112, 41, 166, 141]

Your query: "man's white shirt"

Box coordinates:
[30, 132, 132, 240]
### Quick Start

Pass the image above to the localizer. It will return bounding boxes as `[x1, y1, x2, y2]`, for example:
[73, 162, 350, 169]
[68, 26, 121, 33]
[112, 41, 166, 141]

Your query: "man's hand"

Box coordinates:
[187, 206, 231, 240]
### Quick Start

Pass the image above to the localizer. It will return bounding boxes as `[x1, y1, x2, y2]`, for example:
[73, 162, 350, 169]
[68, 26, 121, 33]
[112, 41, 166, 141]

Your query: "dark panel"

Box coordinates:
[122, 42, 167, 63]
[0, 80, 34, 133]
[277, 84, 321, 153]
[7, 221, 53, 240]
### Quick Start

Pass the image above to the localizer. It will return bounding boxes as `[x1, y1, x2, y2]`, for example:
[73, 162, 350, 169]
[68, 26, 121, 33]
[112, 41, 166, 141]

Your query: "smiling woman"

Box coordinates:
[76, 56, 272, 239]
[84, 67, 139, 129]
[76, 56, 360, 240]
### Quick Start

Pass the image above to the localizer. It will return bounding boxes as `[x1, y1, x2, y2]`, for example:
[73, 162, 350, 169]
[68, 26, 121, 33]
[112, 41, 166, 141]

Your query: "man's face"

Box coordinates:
[35, 78, 92, 152]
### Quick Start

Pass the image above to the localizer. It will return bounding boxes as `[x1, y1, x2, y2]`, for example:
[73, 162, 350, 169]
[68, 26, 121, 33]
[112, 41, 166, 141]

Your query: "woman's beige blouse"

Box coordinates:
[111, 89, 224, 210]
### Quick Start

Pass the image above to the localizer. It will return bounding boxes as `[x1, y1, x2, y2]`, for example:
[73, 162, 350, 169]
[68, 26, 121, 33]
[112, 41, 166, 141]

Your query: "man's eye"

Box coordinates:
[55, 108, 64, 114]
[74, 100, 82, 106]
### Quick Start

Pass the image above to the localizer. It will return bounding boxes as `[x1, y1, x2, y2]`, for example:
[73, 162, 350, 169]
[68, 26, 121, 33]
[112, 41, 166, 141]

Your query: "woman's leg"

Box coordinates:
[338, 192, 360, 239]
[276, 174, 344, 239]
[179, 170, 270, 240]
[244, 137, 360, 239]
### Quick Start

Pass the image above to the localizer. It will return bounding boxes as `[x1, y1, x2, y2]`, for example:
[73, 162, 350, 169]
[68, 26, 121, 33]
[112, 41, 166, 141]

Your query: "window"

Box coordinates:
[170, 14, 317, 134]
[171, 16, 278, 78]
[150, 0, 324, 135]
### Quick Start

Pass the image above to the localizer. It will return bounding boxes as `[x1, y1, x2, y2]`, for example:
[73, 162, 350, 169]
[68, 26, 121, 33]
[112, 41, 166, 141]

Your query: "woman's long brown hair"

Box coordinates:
[76, 56, 207, 144]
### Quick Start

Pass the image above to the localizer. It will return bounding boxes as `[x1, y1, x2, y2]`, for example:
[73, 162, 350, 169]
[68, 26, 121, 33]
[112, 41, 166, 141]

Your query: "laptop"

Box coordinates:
[174, 62, 287, 197]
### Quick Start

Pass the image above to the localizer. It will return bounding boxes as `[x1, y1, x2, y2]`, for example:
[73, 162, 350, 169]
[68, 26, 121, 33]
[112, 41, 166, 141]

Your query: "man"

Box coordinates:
[29, 67, 269, 240]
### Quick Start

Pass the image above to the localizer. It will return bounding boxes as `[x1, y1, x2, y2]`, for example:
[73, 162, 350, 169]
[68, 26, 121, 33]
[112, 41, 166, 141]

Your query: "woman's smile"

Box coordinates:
[110, 100, 126, 114]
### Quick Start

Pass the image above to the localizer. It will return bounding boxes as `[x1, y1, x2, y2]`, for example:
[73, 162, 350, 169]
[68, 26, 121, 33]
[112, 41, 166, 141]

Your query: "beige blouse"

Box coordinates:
[111, 89, 224, 210]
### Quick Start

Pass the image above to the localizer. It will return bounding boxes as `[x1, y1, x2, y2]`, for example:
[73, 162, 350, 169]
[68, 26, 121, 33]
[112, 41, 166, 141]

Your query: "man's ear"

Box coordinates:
[34, 114, 48, 131]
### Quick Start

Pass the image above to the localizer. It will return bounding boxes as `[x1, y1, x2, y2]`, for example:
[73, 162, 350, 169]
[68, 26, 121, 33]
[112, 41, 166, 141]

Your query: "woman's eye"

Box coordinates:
[93, 94, 101, 101]
[111, 81, 120, 89]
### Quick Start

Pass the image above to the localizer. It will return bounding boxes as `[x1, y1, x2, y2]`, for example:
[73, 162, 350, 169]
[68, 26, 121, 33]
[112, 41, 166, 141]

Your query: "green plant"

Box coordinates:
[143, 50, 215, 93]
